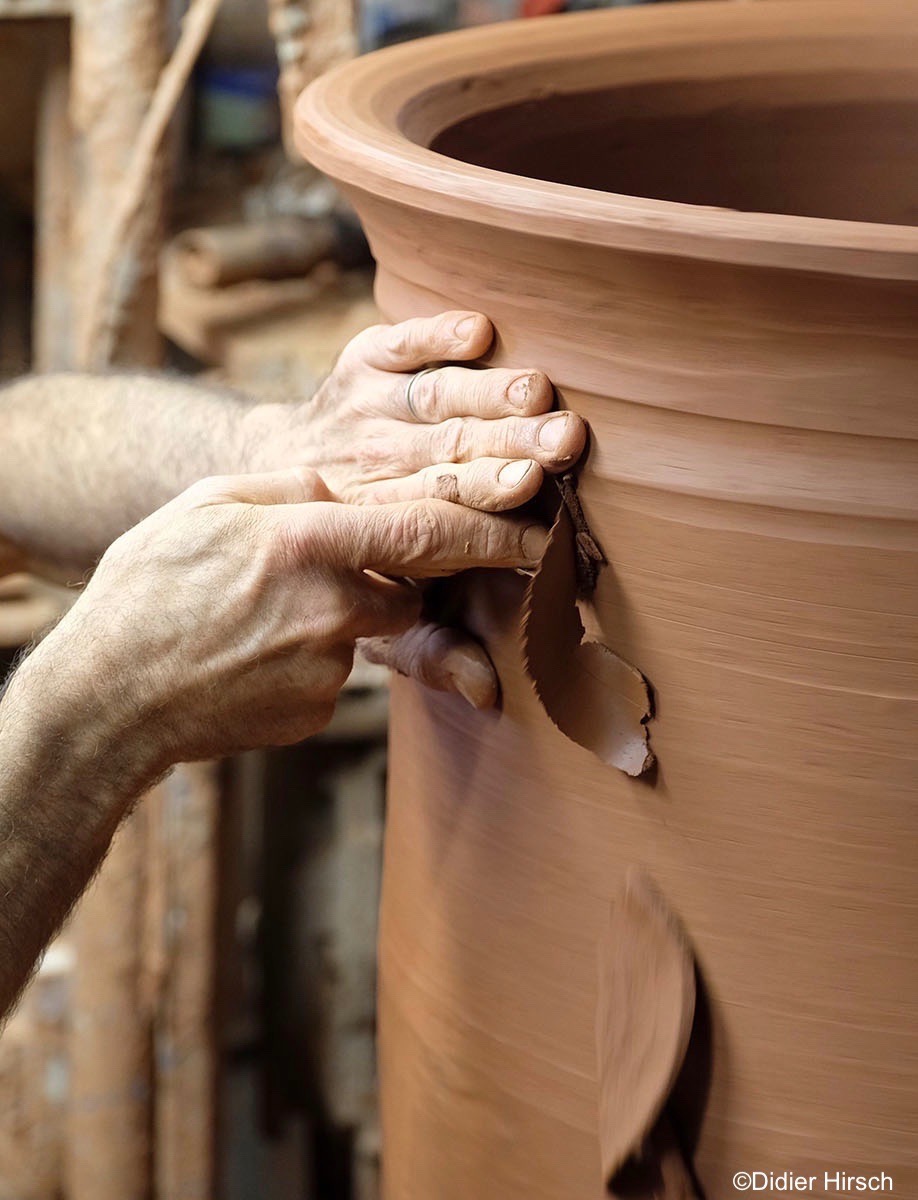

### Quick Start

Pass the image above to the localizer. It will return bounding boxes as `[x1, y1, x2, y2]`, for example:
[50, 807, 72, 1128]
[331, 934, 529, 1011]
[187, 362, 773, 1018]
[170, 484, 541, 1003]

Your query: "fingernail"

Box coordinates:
[521, 523, 548, 564]
[453, 314, 479, 341]
[443, 646, 499, 709]
[507, 373, 532, 409]
[537, 413, 573, 454]
[453, 677, 482, 709]
[497, 459, 533, 489]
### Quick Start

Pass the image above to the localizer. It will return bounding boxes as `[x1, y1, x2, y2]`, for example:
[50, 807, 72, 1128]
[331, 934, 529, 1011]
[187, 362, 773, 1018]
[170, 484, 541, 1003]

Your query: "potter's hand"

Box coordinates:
[300, 311, 585, 504]
[243, 311, 586, 709]
[0, 472, 542, 1021]
[29, 467, 546, 768]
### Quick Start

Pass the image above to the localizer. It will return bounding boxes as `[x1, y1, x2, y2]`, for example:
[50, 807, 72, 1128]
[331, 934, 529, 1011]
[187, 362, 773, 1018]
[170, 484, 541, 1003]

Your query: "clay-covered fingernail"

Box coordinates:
[508, 373, 532, 409]
[497, 459, 533, 489]
[443, 646, 498, 709]
[453, 314, 480, 340]
[521, 523, 548, 564]
[537, 412, 575, 454]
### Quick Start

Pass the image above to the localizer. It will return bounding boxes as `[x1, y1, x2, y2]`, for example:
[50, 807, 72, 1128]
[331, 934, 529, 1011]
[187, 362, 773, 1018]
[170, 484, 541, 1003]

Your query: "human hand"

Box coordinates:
[245, 311, 586, 507]
[36, 467, 545, 772]
[243, 311, 586, 708]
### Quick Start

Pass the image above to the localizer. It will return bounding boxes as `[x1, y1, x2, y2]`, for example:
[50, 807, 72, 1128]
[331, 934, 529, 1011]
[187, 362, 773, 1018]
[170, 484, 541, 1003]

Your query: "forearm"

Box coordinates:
[0, 373, 258, 573]
[0, 631, 161, 1020]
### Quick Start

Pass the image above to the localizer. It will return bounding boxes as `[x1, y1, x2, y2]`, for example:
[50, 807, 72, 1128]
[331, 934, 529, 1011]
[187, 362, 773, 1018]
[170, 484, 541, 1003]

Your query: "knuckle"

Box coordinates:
[439, 313, 470, 350]
[387, 323, 416, 361]
[412, 368, 442, 422]
[185, 474, 232, 505]
[459, 512, 500, 564]
[346, 323, 385, 362]
[482, 517, 514, 563]
[393, 502, 442, 564]
[436, 416, 467, 463]
[290, 465, 327, 501]
[496, 419, 520, 459]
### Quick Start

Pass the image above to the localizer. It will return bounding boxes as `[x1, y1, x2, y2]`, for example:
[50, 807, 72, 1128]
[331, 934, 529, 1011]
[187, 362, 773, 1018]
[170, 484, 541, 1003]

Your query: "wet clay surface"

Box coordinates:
[596, 871, 695, 1188]
[523, 498, 653, 776]
[297, 2, 918, 1196]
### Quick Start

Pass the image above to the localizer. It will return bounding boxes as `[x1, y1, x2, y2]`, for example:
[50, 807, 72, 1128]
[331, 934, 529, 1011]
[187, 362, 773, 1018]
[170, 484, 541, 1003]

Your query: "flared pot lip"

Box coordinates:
[295, 0, 918, 281]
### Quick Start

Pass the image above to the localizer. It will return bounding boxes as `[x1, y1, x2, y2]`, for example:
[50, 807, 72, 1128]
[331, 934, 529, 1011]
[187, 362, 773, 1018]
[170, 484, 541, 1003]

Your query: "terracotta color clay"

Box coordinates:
[596, 871, 695, 1188]
[296, 3, 918, 1196]
[524, 499, 653, 775]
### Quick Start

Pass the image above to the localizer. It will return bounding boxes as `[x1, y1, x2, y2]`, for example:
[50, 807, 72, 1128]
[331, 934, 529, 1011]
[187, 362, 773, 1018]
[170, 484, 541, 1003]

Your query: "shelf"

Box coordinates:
[0, 0, 70, 18]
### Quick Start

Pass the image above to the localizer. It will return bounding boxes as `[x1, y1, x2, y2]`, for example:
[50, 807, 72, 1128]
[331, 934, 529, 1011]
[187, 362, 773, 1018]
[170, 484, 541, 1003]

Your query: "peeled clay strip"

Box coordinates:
[522, 501, 653, 776]
[596, 871, 696, 1187]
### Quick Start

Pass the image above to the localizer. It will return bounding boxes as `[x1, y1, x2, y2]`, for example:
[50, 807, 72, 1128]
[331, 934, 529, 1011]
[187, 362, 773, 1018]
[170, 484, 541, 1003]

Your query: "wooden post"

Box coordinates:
[147, 765, 220, 1200]
[70, 0, 166, 369]
[65, 5, 166, 1198]
[66, 810, 152, 1200]
[33, 46, 72, 372]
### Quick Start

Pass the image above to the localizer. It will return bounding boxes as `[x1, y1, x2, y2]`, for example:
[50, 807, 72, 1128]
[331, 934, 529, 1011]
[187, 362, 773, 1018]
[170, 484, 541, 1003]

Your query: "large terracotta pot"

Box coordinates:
[296, 3, 918, 1196]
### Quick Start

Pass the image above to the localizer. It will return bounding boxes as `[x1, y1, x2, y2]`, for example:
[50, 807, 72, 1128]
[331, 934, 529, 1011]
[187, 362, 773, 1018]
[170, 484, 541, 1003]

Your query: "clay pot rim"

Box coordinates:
[296, 0, 918, 281]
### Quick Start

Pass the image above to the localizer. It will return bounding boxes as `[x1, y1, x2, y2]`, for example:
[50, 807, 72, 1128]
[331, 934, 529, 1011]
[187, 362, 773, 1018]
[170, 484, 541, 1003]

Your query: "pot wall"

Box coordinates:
[296, 5, 918, 1196]
[367, 203, 918, 1200]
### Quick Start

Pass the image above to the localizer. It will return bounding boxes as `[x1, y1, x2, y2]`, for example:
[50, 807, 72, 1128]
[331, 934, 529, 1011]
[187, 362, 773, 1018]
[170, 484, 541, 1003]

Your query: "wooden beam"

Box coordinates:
[0, 1, 70, 19]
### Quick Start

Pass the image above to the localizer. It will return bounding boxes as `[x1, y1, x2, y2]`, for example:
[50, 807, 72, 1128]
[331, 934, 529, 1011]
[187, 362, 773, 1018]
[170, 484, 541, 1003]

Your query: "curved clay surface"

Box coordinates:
[522, 496, 654, 776]
[296, 3, 918, 1197]
[596, 870, 695, 1187]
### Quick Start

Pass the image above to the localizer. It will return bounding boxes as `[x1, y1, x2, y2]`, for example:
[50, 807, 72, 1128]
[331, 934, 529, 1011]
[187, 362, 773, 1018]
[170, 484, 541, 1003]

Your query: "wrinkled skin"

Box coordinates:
[244, 311, 586, 705]
[50, 466, 547, 769]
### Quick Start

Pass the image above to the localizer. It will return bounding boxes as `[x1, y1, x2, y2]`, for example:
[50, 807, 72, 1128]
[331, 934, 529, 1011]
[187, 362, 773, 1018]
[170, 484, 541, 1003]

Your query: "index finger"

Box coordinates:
[285, 499, 547, 577]
[344, 311, 493, 373]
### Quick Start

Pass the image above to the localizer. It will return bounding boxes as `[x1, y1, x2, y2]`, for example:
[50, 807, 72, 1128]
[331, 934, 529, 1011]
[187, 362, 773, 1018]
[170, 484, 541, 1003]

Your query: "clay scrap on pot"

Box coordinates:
[597, 871, 697, 1192]
[523, 495, 654, 776]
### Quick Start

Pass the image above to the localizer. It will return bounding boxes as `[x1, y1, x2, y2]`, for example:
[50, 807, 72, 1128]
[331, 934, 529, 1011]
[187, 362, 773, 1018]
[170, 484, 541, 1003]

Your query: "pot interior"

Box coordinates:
[426, 70, 918, 226]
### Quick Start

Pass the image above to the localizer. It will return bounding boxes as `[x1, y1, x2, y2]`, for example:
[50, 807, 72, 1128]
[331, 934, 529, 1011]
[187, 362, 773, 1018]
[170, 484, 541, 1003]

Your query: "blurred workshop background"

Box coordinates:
[0, 1, 666, 1199]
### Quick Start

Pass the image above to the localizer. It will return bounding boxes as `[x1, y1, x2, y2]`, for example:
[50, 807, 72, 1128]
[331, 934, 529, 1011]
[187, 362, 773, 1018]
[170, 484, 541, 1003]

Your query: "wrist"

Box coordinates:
[5, 621, 169, 799]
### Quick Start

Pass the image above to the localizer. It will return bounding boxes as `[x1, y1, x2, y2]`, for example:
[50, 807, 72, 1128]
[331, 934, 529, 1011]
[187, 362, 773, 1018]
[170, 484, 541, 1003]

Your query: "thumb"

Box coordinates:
[360, 622, 499, 709]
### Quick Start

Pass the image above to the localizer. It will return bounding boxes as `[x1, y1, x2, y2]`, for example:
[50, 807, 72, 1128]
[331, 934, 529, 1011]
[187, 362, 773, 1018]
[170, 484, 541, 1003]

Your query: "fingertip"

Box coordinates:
[521, 523, 549, 566]
[442, 643, 499, 709]
[509, 370, 554, 415]
[569, 412, 589, 453]
[496, 457, 541, 498]
[536, 411, 588, 470]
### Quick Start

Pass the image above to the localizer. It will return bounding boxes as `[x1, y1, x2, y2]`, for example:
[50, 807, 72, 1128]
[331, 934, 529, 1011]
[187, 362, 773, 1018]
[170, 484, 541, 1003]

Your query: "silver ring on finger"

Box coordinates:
[405, 365, 440, 422]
